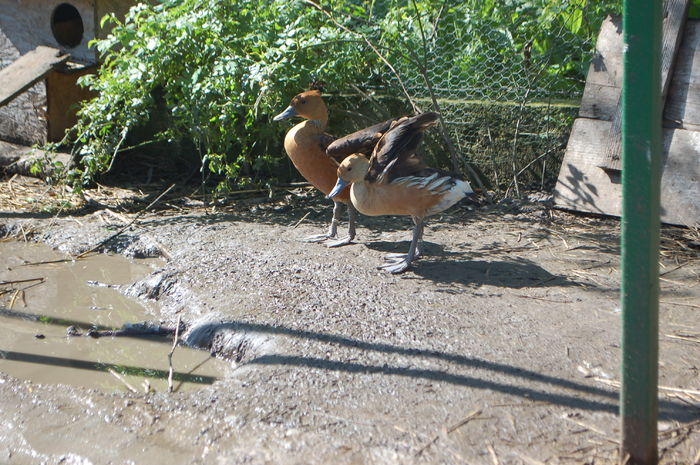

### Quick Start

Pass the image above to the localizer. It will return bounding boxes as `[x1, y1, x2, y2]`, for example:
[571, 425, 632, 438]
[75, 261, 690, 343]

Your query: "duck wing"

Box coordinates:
[325, 117, 406, 163]
[367, 112, 439, 183]
[318, 132, 337, 153]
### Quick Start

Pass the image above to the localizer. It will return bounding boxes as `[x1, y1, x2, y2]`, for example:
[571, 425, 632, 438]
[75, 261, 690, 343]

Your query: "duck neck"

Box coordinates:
[308, 106, 328, 130]
[349, 181, 369, 213]
[311, 119, 328, 132]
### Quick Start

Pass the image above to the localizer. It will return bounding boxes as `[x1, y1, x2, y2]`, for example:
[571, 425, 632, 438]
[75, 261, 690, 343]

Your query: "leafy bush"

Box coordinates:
[68, 0, 381, 188]
[65, 0, 620, 191]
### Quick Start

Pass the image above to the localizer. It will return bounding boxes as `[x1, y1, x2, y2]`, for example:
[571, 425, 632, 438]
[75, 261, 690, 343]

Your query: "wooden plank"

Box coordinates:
[599, 0, 689, 171]
[579, 15, 624, 120]
[599, 104, 623, 171]
[664, 19, 700, 130]
[0, 46, 69, 107]
[554, 118, 700, 226]
[46, 65, 97, 142]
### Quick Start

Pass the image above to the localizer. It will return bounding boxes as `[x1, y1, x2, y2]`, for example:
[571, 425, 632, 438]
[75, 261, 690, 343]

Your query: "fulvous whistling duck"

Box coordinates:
[273, 90, 402, 247]
[328, 112, 474, 273]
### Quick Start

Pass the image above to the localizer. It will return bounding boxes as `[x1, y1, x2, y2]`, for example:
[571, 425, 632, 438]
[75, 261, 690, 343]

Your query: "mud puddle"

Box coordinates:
[0, 240, 229, 392]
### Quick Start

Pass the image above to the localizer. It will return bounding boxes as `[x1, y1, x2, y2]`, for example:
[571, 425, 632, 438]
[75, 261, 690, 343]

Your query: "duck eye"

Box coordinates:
[347, 167, 352, 171]
[300, 99, 306, 105]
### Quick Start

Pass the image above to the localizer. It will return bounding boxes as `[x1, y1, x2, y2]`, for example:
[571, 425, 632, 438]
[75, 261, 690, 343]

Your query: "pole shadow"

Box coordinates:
[195, 319, 698, 422]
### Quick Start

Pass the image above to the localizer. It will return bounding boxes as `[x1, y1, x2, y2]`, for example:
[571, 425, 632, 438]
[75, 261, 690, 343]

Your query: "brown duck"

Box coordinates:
[329, 112, 475, 273]
[274, 90, 402, 247]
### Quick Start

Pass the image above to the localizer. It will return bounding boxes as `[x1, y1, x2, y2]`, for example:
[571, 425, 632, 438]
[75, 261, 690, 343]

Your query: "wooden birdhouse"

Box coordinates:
[0, 0, 137, 146]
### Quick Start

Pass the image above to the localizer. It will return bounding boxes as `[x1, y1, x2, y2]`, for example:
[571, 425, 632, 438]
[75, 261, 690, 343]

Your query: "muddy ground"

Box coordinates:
[1, 176, 699, 464]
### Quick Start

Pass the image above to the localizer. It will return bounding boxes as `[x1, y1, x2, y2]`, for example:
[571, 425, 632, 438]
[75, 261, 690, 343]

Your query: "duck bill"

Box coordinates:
[273, 105, 298, 121]
[327, 178, 350, 199]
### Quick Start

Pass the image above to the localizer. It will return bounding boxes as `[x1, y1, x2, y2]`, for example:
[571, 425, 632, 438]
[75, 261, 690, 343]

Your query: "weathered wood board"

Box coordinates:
[46, 64, 97, 142]
[0, 46, 69, 108]
[555, 17, 700, 226]
[664, 18, 700, 131]
[554, 118, 700, 226]
[598, 0, 688, 171]
[579, 15, 624, 121]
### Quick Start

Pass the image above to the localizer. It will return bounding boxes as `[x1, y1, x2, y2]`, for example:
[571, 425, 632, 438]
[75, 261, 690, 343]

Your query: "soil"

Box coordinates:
[0, 175, 699, 464]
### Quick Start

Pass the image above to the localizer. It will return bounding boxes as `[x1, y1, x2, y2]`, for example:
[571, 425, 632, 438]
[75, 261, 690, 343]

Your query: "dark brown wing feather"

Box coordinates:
[387, 154, 429, 179]
[367, 112, 439, 183]
[325, 117, 406, 163]
[318, 132, 336, 153]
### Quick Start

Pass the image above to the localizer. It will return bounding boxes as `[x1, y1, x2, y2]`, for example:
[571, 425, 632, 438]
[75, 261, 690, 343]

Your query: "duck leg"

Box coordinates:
[384, 216, 423, 262]
[303, 200, 341, 243]
[324, 202, 356, 248]
[379, 217, 424, 274]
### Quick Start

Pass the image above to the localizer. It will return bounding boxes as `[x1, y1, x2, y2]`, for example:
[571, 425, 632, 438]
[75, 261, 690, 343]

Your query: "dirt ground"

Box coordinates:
[1, 175, 699, 464]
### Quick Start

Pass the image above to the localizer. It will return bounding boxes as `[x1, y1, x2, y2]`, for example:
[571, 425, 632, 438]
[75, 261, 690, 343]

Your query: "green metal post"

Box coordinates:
[620, 0, 662, 463]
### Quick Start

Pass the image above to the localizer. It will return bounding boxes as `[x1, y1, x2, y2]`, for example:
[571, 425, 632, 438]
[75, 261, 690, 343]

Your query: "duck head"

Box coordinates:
[328, 154, 370, 199]
[273, 90, 328, 124]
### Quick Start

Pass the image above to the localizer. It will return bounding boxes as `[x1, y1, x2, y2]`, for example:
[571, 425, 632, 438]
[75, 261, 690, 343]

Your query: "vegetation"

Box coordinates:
[61, 0, 621, 192]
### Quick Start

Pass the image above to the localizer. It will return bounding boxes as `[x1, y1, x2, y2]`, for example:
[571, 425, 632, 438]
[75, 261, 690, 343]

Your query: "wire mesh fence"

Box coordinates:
[324, 1, 617, 195]
[402, 31, 593, 193]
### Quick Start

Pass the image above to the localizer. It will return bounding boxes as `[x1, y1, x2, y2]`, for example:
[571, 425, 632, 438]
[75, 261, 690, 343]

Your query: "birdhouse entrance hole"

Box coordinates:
[51, 3, 84, 48]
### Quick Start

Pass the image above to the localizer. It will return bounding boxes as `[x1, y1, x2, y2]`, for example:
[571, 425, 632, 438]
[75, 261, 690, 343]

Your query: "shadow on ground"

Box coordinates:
[193, 319, 698, 423]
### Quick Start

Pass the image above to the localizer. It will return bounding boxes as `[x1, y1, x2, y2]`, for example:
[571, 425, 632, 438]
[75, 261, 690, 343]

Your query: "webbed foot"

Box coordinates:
[324, 236, 354, 248]
[303, 233, 335, 243]
[384, 250, 421, 262]
[378, 258, 412, 274]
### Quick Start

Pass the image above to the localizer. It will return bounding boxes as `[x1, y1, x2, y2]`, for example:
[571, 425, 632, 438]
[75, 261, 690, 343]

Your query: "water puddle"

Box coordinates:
[0, 240, 229, 392]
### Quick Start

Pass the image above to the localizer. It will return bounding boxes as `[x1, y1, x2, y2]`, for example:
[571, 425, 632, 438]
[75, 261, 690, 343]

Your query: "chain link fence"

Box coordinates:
[400, 28, 594, 194]
[326, 1, 614, 195]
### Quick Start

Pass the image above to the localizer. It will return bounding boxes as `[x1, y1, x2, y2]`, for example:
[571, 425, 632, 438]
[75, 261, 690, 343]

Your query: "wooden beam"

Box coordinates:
[554, 118, 700, 226]
[599, 0, 689, 172]
[0, 46, 70, 108]
[579, 15, 624, 121]
[664, 19, 700, 130]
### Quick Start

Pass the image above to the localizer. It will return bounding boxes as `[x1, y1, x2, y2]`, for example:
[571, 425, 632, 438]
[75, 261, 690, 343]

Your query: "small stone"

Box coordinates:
[66, 326, 79, 336]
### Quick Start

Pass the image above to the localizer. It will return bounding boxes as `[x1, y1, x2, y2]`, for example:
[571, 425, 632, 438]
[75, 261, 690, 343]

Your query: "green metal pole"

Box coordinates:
[620, 0, 662, 463]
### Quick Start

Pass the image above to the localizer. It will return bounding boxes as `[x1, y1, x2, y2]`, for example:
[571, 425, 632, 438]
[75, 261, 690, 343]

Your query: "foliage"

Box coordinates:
[68, 0, 378, 188]
[374, 0, 621, 100]
[691, 0, 700, 19]
[65, 0, 621, 192]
